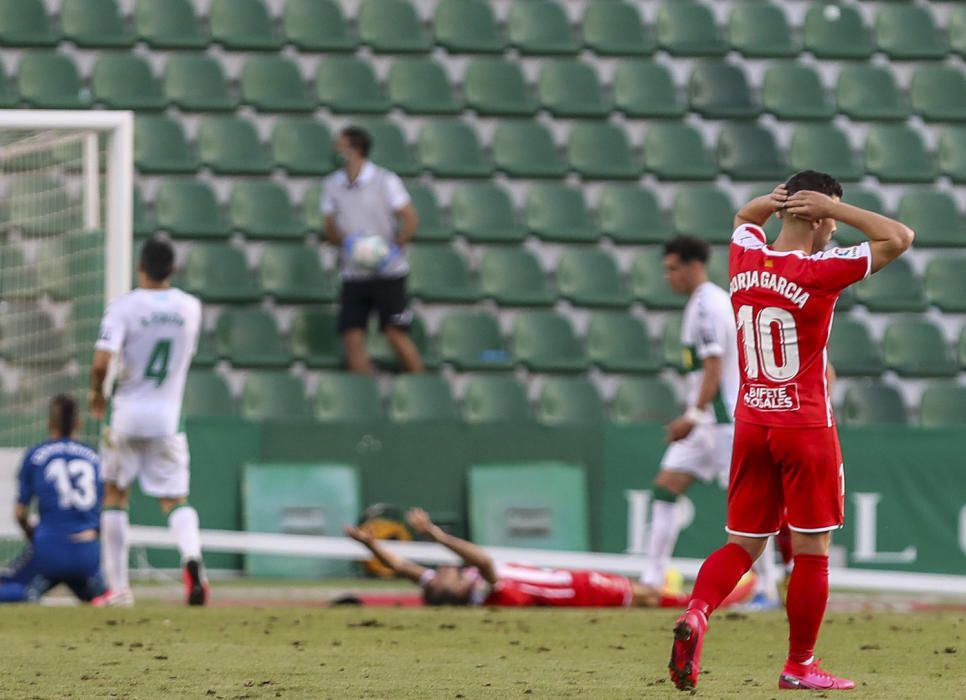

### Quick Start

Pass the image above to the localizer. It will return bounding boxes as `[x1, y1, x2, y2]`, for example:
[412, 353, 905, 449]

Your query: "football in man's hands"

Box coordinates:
[351, 234, 391, 270]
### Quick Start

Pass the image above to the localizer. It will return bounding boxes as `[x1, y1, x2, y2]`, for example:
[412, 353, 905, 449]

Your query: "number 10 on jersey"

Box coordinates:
[736, 305, 800, 382]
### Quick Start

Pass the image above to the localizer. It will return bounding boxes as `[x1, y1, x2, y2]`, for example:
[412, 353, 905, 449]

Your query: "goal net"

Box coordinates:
[0, 110, 132, 555]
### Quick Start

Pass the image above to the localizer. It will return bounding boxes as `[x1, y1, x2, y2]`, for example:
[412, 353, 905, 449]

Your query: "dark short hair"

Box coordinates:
[49, 393, 78, 438]
[785, 170, 843, 199]
[664, 235, 710, 264]
[139, 237, 175, 283]
[341, 126, 372, 158]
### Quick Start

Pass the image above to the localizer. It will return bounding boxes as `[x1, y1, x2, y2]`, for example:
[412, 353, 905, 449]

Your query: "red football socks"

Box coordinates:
[659, 591, 690, 608]
[786, 553, 829, 665]
[687, 543, 753, 618]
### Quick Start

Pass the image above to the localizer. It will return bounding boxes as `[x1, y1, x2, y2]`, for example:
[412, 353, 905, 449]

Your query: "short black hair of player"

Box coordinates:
[341, 126, 372, 158]
[785, 170, 843, 199]
[49, 394, 78, 439]
[663, 235, 710, 264]
[139, 237, 175, 283]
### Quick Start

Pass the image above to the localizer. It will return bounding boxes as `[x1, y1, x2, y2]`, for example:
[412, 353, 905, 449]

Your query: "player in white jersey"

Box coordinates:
[88, 238, 207, 606]
[641, 236, 780, 607]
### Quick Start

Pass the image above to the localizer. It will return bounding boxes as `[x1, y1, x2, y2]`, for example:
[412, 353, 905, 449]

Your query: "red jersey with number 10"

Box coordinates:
[729, 224, 872, 428]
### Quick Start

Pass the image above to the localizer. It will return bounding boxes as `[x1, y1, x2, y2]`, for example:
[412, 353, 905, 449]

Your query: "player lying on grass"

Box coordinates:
[0, 395, 108, 604]
[346, 508, 689, 608]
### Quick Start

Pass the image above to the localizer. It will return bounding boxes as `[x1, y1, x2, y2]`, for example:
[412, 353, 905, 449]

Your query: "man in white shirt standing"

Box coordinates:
[322, 126, 422, 373]
[89, 238, 206, 606]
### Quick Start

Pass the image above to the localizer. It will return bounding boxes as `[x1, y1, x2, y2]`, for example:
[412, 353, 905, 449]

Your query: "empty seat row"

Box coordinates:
[1, 0, 961, 62]
[842, 382, 966, 428]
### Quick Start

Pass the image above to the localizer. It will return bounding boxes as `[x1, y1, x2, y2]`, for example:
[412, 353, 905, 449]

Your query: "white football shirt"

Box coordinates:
[95, 288, 202, 438]
[680, 281, 740, 422]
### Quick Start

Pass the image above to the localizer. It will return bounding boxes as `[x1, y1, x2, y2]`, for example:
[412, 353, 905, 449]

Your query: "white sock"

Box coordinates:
[101, 509, 130, 592]
[753, 538, 781, 602]
[641, 499, 680, 588]
[168, 505, 202, 563]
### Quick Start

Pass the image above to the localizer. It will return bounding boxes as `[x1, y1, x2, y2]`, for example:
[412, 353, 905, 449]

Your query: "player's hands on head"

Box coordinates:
[770, 184, 789, 212]
[344, 524, 375, 545]
[406, 507, 435, 536]
[784, 190, 838, 222]
[88, 390, 106, 420]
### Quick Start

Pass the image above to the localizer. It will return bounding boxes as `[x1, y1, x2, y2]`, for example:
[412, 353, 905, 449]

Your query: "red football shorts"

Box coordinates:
[727, 420, 845, 536]
[571, 571, 633, 607]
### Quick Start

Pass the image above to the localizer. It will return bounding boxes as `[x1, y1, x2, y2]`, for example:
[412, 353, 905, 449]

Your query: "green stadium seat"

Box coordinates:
[216, 308, 292, 368]
[135, 0, 208, 49]
[939, 127, 966, 183]
[198, 117, 272, 175]
[316, 57, 389, 114]
[762, 63, 835, 121]
[407, 245, 479, 302]
[406, 184, 451, 242]
[10, 178, 77, 238]
[953, 6, 966, 58]
[582, 1, 654, 56]
[613, 60, 685, 118]
[181, 244, 261, 303]
[439, 312, 512, 371]
[492, 122, 566, 178]
[789, 125, 862, 182]
[191, 331, 217, 368]
[612, 377, 680, 424]
[302, 183, 322, 233]
[434, 0, 504, 54]
[598, 185, 670, 245]
[0, 0, 57, 46]
[450, 184, 526, 244]
[0, 248, 39, 300]
[229, 181, 302, 240]
[0, 307, 64, 365]
[525, 185, 596, 243]
[657, 0, 727, 56]
[283, 0, 355, 51]
[241, 372, 312, 421]
[837, 65, 908, 121]
[672, 186, 734, 244]
[18, 52, 90, 109]
[884, 318, 957, 378]
[841, 383, 907, 426]
[587, 313, 660, 374]
[896, 191, 964, 248]
[728, 0, 797, 57]
[512, 312, 586, 372]
[134, 116, 198, 174]
[359, 0, 431, 53]
[389, 375, 457, 423]
[389, 58, 461, 115]
[803, 3, 873, 59]
[480, 248, 555, 307]
[632, 250, 686, 310]
[241, 56, 314, 112]
[538, 60, 610, 118]
[62, 0, 133, 47]
[865, 125, 937, 183]
[567, 123, 640, 180]
[717, 123, 786, 181]
[911, 67, 966, 122]
[462, 376, 531, 425]
[418, 121, 492, 178]
[315, 373, 383, 422]
[93, 54, 165, 111]
[919, 384, 966, 428]
[259, 244, 334, 303]
[272, 118, 335, 176]
[643, 123, 716, 181]
[164, 55, 237, 112]
[875, 3, 946, 61]
[707, 246, 729, 289]
[926, 258, 966, 312]
[689, 61, 759, 119]
[828, 317, 883, 377]
[210, 0, 282, 50]
[537, 378, 603, 426]
[834, 189, 886, 246]
[0, 63, 17, 107]
[960, 327, 966, 369]
[133, 186, 155, 237]
[557, 249, 631, 308]
[508, 0, 578, 55]
[854, 257, 926, 312]
[463, 58, 537, 116]
[357, 119, 418, 176]
[291, 308, 341, 369]
[182, 371, 235, 418]
[156, 180, 230, 239]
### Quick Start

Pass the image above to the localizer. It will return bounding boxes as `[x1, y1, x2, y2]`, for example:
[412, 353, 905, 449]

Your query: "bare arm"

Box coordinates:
[324, 213, 344, 246]
[395, 203, 419, 246]
[344, 525, 426, 583]
[734, 184, 788, 229]
[667, 356, 722, 443]
[88, 349, 112, 420]
[407, 508, 498, 585]
[15, 503, 32, 541]
[826, 362, 836, 393]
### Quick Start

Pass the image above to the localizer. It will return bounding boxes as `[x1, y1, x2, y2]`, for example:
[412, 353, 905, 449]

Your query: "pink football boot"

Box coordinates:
[779, 658, 855, 690]
[668, 608, 708, 691]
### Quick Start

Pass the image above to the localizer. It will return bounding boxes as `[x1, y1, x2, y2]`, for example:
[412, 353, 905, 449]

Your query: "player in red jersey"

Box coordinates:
[345, 508, 689, 608]
[668, 171, 914, 692]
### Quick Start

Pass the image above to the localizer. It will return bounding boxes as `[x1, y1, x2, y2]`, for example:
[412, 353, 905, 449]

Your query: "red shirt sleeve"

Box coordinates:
[807, 243, 873, 294]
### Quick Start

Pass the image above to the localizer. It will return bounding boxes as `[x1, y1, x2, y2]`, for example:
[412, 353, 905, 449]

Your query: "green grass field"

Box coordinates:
[0, 603, 961, 699]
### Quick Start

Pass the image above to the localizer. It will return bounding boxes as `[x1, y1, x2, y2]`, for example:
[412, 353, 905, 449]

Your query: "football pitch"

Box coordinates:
[0, 599, 961, 699]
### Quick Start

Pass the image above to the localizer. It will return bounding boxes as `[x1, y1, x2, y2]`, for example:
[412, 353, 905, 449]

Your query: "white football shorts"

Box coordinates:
[660, 423, 734, 485]
[101, 429, 191, 498]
